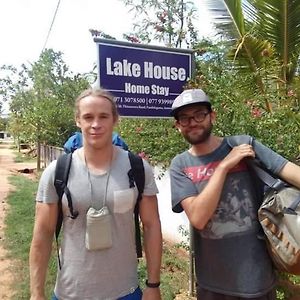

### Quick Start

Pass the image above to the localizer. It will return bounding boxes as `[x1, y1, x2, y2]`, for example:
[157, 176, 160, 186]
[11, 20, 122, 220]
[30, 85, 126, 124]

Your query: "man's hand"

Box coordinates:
[142, 287, 161, 300]
[219, 144, 255, 171]
[30, 294, 47, 300]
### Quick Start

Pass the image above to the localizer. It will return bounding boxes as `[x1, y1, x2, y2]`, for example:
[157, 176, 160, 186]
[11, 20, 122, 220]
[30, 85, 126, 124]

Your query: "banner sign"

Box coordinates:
[94, 39, 193, 118]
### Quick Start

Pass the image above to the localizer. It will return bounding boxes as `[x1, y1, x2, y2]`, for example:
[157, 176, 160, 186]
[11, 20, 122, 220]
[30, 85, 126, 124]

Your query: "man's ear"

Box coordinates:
[75, 117, 80, 128]
[174, 120, 181, 132]
[113, 115, 119, 126]
[210, 111, 216, 124]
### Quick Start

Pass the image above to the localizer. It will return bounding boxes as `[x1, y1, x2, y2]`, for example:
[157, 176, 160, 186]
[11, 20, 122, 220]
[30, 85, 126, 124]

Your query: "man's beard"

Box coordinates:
[182, 123, 213, 145]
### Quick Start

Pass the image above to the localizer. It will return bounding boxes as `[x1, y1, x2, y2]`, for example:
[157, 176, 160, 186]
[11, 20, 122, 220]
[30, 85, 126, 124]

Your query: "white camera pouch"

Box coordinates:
[85, 206, 112, 251]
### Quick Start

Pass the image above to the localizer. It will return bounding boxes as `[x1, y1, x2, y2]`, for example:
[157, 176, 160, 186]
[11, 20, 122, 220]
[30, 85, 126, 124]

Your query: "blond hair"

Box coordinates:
[75, 87, 118, 119]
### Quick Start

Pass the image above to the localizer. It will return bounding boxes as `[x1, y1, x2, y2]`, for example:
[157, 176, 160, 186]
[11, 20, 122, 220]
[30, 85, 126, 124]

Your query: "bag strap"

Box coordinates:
[227, 135, 300, 214]
[54, 152, 75, 268]
[127, 151, 145, 258]
[227, 135, 283, 189]
[226, 134, 252, 147]
[54, 153, 79, 233]
[249, 160, 300, 215]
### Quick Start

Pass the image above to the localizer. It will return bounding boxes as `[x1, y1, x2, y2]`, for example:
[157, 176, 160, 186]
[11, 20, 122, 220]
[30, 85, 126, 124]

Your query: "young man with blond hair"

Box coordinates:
[30, 88, 162, 300]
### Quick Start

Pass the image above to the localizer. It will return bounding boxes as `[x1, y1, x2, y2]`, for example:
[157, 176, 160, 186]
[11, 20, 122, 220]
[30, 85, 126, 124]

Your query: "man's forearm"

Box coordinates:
[143, 221, 162, 283]
[279, 161, 300, 189]
[29, 235, 53, 298]
[182, 164, 228, 229]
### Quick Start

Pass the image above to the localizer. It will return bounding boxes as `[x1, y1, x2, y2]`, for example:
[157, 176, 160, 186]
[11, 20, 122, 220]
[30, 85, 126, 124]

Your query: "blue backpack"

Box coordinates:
[63, 132, 82, 153]
[63, 131, 129, 153]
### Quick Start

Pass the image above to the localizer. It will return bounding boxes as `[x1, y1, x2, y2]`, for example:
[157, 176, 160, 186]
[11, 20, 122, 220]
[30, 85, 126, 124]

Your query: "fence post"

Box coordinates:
[37, 140, 41, 171]
[39, 144, 64, 168]
[188, 224, 195, 296]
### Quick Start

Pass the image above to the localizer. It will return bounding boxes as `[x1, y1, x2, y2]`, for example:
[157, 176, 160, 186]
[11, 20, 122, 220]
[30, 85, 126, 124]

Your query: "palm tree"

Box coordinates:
[203, 0, 300, 112]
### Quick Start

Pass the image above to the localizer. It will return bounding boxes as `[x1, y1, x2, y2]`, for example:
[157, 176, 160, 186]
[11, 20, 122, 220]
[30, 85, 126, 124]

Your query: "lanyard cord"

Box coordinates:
[84, 149, 113, 208]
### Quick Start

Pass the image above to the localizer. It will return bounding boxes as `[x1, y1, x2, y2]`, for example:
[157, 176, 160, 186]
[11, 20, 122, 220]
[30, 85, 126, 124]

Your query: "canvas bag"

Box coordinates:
[227, 135, 300, 274]
[259, 184, 300, 274]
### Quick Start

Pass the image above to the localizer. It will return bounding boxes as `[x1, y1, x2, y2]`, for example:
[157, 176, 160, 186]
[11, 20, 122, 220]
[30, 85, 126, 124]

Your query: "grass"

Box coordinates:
[3, 174, 192, 299]
[13, 150, 37, 163]
[4, 175, 57, 299]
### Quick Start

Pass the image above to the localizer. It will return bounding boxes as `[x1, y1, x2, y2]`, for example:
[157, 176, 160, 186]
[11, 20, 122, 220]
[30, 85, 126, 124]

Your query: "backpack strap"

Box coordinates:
[54, 153, 78, 236]
[227, 135, 284, 188]
[227, 135, 292, 200]
[127, 151, 145, 258]
[54, 152, 77, 268]
[226, 134, 253, 148]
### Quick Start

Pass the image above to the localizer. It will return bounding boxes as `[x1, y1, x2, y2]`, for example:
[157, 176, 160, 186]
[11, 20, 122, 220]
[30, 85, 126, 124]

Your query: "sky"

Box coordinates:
[0, 0, 215, 74]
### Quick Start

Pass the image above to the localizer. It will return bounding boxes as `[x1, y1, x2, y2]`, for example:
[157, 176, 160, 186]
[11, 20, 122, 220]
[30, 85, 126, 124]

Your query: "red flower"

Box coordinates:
[251, 108, 262, 118]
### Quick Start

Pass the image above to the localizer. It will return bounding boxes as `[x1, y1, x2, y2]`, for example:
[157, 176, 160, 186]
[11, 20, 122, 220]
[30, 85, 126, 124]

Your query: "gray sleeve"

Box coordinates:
[170, 154, 198, 213]
[143, 159, 159, 196]
[36, 160, 59, 203]
[252, 138, 288, 174]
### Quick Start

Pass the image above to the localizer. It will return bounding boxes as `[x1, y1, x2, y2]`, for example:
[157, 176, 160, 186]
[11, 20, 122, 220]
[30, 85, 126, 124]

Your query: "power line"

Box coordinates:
[41, 0, 62, 52]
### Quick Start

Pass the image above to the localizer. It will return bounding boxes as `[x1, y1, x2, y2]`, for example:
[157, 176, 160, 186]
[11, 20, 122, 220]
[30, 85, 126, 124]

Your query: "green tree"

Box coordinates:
[117, 117, 188, 168]
[27, 49, 90, 145]
[0, 64, 31, 115]
[0, 117, 7, 131]
[186, 38, 300, 162]
[189, 0, 300, 164]
[5, 49, 91, 151]
[205, 0, 300, 112]
[120, 0, 199, 48]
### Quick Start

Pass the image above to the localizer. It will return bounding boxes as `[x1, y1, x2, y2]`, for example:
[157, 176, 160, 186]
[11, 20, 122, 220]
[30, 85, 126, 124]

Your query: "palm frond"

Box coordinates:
[252, 0, 300, 83]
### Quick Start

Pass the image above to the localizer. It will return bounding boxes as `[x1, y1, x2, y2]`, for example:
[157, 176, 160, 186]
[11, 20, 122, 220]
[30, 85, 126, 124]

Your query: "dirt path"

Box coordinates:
[0, 140, 36, 299]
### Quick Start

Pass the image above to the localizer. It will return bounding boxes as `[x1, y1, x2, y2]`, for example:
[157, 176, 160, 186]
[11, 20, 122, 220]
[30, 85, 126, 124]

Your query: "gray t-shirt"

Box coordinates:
[170, 136, 288, 297]
[36, 147, 158, 300]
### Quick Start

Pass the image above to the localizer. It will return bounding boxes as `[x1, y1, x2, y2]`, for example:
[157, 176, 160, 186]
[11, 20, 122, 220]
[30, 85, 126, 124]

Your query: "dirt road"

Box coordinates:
[0, 140, 36, 299]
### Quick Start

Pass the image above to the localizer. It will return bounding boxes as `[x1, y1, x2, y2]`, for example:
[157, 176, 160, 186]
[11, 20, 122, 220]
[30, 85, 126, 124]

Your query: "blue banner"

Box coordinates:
[95, 39, 193, 118]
